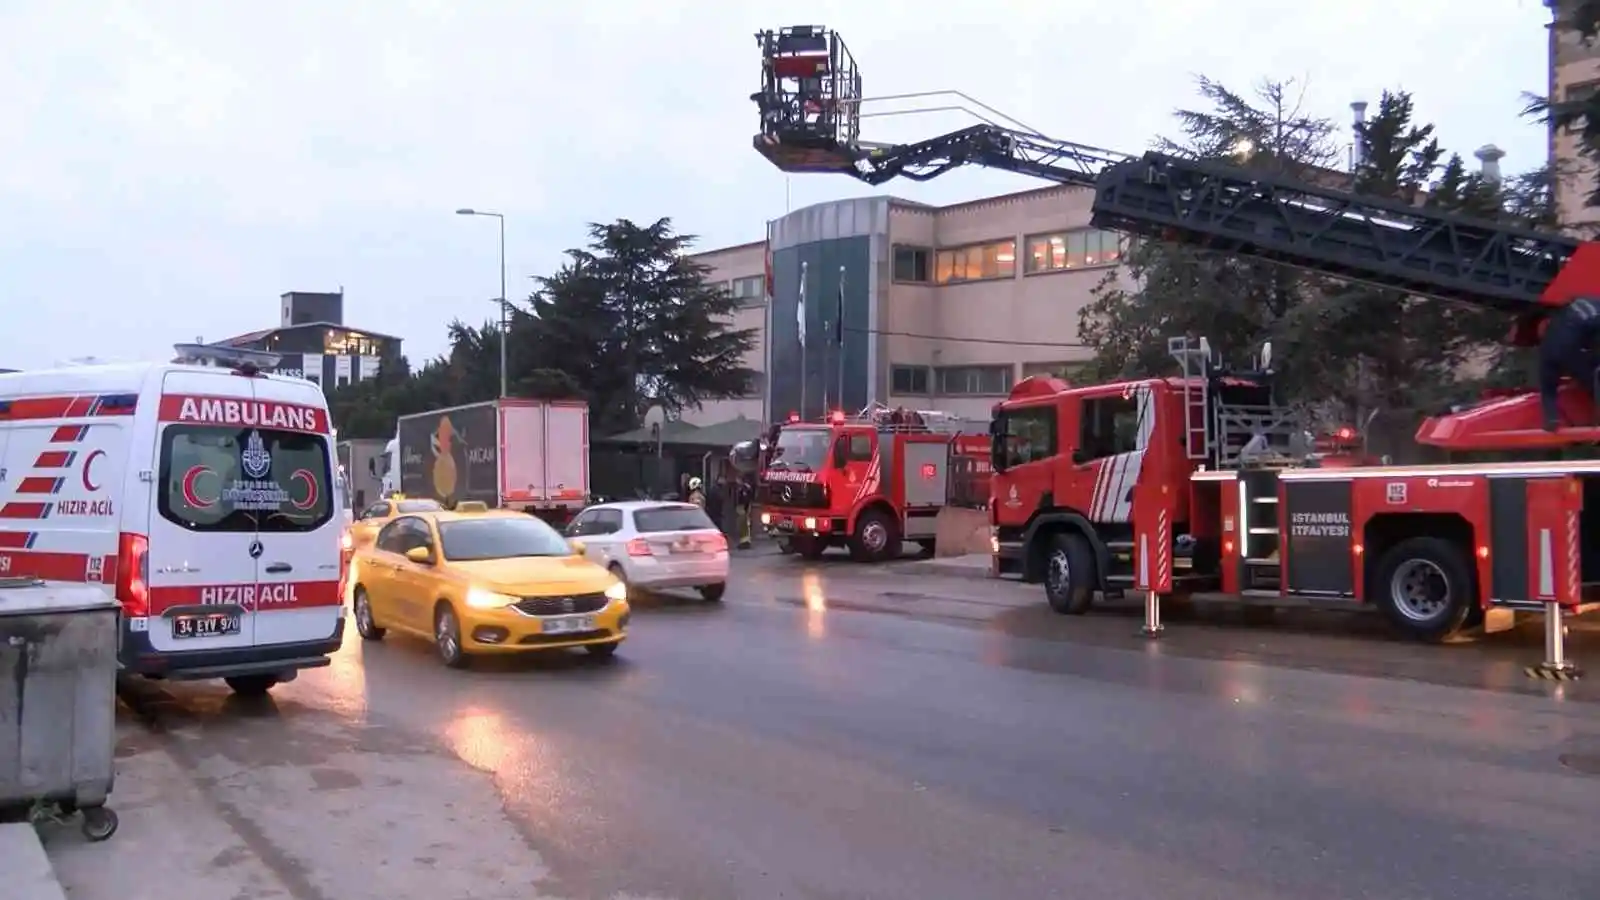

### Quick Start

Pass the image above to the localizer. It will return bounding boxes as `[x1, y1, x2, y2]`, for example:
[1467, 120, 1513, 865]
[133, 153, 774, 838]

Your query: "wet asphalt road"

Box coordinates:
[94, 550, 1600, 900]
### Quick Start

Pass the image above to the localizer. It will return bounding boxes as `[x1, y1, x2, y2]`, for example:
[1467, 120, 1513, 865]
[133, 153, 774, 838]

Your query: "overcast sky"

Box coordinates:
[0, 0, 1556, 369]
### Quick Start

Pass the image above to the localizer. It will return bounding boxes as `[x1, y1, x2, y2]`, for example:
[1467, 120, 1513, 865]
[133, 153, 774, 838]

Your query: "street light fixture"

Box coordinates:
[455, 208, 508, 398]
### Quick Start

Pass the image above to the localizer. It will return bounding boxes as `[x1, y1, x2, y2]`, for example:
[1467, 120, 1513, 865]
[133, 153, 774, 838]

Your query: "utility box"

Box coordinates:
[0, 578, 120, 840]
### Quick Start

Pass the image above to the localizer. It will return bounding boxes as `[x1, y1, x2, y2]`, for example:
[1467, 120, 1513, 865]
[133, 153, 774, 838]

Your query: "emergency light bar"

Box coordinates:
[172, 343, 284, 373]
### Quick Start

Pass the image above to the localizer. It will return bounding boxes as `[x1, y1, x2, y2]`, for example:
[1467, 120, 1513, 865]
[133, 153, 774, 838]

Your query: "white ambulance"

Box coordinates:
[0, 346, 345, 695]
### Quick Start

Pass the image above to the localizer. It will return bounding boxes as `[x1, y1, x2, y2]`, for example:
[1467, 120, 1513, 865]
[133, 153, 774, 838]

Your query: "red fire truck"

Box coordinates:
[750, 25, 1598, 677]
[758, 407, 990, 561]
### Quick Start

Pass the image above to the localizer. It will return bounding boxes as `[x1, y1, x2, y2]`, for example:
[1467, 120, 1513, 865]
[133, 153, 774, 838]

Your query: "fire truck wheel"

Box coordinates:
[1373, 537, 1474, 642]
[851, 509, 901, 562]
[1044, 531, 1096, 615]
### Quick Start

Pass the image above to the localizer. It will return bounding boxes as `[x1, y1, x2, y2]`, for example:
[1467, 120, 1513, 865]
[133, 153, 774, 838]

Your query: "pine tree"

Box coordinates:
[1077, 77, 1339, 399]
[520, 218, 758, 434]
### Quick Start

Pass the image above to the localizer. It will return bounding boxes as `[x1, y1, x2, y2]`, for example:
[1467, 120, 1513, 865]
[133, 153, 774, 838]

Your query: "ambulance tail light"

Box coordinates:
[115, 532, 151, 617]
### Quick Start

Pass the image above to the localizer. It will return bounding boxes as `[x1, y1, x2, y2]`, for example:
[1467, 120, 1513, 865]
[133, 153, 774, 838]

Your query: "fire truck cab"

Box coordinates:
[991, 338, 1295, 608]
[759, 407, 990, 561]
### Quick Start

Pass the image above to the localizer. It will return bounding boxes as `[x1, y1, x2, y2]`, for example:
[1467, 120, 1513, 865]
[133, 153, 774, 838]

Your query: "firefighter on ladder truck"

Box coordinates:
[755, 406, 990, 562]
[748, 24, 1599, 680]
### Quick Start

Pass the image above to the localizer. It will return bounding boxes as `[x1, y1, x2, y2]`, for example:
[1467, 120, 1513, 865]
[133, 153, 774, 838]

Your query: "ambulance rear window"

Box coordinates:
[158, 426, 334, 533]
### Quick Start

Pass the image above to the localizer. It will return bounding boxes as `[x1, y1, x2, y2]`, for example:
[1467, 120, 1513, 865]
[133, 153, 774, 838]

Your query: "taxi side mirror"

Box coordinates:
[404, 546, 435, 565]
[568, 539, 587, 555]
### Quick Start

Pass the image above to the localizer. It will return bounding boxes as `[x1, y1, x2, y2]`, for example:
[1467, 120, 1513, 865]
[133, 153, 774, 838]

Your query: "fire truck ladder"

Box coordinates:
[752, 27, 1581, 314]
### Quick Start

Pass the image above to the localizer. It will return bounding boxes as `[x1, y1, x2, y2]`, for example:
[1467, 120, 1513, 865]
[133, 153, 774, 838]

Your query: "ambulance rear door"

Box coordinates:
[146, 372, 262, 654]
[246, 377, 342, 649]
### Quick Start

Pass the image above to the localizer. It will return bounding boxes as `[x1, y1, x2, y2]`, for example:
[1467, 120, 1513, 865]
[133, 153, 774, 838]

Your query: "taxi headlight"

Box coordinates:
[465, 586, 518, 609]
[604, 581, 628, 603]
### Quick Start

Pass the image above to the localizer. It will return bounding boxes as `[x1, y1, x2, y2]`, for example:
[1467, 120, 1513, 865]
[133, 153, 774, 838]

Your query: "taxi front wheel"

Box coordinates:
[434, 603, 468, 669]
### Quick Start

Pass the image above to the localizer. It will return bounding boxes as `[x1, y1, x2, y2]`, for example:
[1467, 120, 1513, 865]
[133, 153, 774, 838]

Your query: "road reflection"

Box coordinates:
[802, 570, 827, 639]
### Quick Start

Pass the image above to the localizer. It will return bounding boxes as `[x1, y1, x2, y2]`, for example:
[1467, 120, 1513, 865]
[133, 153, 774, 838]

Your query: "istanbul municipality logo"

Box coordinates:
[241, 431, 272, 479]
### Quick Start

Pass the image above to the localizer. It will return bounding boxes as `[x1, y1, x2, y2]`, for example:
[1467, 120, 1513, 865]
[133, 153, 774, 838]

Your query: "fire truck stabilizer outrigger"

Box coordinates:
[755, 405, 990, 561]
[751, 25, 1600, 680]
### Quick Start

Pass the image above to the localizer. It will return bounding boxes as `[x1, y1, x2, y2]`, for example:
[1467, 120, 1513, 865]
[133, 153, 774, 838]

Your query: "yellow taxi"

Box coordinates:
[347, 496, 446, 550]
[347, 509, 630, 667]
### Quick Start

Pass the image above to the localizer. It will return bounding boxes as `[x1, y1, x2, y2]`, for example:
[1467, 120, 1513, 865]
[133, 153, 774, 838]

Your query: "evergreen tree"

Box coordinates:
[1077, 77, 1340, 398]
[521, 218, 758, 434]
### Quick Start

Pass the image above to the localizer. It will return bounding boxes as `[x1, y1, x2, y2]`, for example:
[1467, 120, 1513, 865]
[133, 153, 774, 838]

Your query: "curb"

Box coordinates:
[889, 559, 995, 581]
[0, 822, 68, 900]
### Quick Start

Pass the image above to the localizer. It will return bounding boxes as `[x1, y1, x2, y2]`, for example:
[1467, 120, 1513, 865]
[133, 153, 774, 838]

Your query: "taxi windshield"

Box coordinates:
[769, 427, 830, 471]
[437, 516, 571, 561]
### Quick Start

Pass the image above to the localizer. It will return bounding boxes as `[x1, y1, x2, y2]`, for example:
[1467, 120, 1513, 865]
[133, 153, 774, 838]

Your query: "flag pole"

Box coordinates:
[836, 265, 846, 415]
[798, 261, 808, 420]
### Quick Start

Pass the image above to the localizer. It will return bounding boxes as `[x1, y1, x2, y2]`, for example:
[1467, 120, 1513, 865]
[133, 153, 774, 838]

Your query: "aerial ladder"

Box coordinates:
[750, 26, 1600, 452]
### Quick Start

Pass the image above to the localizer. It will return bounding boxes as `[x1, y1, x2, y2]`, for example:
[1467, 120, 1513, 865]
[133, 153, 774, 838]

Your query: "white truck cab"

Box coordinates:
[0, 345, 345, 695]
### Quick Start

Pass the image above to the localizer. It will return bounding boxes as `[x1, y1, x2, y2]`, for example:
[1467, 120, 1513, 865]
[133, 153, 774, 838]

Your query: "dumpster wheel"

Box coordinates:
[81, 805, 118, 841]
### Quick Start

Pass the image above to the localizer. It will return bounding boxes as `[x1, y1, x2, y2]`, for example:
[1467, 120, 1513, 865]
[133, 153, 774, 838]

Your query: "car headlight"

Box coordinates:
[604, 581, 628, 603]
[465, 586, 518, 609]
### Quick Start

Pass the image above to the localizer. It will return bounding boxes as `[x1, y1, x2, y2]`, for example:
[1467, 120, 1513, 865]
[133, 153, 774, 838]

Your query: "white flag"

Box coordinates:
[796, 262, 807, 348]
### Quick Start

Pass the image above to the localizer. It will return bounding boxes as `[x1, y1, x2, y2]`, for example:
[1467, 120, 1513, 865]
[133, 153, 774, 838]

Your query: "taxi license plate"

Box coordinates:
[173, 613, 241, 639]
[542, 615, 596, 635]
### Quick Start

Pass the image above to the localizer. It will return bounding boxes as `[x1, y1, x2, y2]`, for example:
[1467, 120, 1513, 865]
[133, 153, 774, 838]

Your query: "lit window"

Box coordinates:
[933, 239, 1017, 284]
[1024, 229, 1124, 273]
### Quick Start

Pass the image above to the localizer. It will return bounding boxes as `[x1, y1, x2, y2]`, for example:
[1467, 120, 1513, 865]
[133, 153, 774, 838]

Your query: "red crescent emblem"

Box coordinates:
[81, 449, 107, 492]
[289, 469, 319, 511]
[181, 466, 218, 509]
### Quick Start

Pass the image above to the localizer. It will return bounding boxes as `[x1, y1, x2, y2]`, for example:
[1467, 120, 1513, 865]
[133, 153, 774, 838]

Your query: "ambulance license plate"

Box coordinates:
[541, 615, 596, 635]
[173, 613, 241, 639]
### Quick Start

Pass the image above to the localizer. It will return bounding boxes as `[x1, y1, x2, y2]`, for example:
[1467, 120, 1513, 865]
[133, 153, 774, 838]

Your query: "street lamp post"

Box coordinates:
[455, 208, 508, 398]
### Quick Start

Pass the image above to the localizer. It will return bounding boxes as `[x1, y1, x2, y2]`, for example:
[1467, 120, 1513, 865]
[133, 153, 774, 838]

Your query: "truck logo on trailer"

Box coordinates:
[431, 417, 460, 499]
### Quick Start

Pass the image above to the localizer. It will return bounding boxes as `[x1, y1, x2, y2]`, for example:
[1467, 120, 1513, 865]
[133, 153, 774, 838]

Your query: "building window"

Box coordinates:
[729, 275, 765, 306]
[1556, 18, 1600, 66]
[740, 370, 768, 398]
[324, 330, 382, 356]
[936, 365, 1013, 396]
[1563, 79, 1600, 134]
[1024, 229, 1123, 273]
[1021, 361, 1089, 381]
[934, 239, 1016, 284]
[893, 246, 931, 283]
[891, 364, 930, 395]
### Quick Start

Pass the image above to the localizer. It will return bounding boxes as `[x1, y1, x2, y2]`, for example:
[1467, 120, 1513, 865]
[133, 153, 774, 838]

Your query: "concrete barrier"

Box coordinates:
[933, 507, 990, 557]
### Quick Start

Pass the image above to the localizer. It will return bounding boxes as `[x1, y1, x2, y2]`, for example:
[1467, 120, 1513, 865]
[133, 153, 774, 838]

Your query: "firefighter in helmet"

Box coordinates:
[686, 476, 706, 508]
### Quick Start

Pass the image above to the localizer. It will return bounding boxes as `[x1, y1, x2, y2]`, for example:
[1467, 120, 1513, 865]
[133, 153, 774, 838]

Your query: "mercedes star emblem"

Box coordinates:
[781, 486, 794, 503]
[248, 539, 264, 559]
